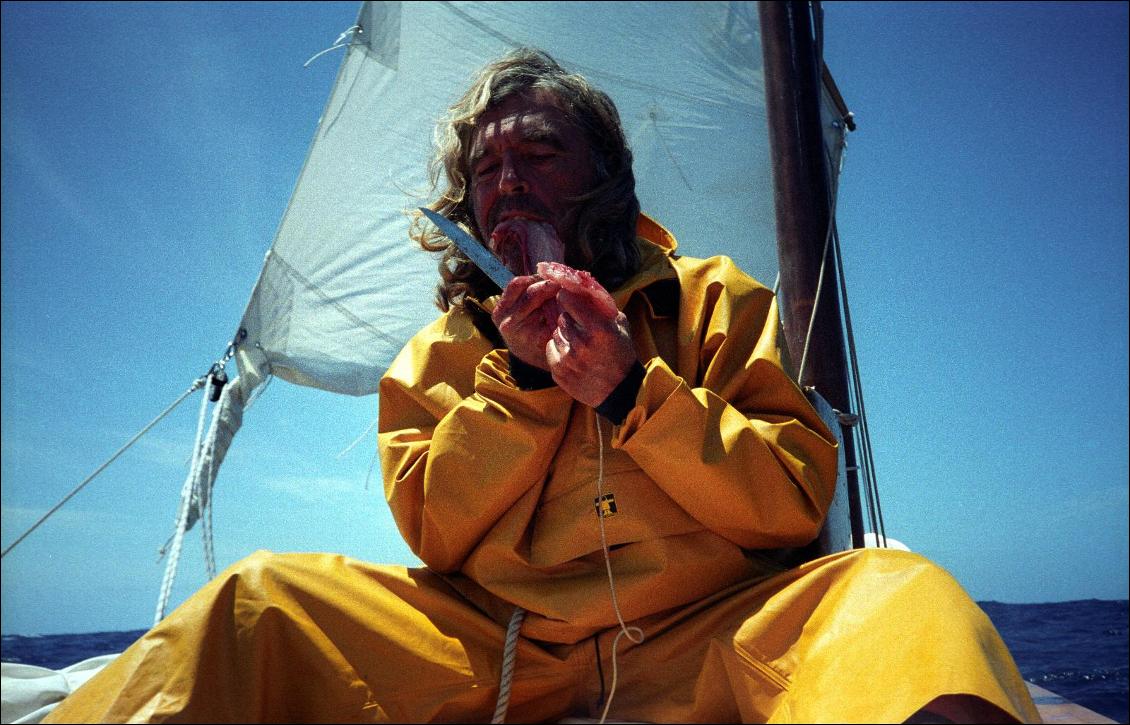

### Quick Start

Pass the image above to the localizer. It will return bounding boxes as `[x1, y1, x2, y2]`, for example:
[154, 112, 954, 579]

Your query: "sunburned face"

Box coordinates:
[468, 90, 597, 275]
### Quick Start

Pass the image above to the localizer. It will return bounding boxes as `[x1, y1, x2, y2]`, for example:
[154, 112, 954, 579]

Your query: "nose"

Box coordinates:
[498, 152, 528, 194]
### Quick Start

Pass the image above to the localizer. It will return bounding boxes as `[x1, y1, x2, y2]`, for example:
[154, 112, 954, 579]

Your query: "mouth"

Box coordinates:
[489, 219, 534, 276]
[489, 217, 565, 277]
[492, 211, 545, 235]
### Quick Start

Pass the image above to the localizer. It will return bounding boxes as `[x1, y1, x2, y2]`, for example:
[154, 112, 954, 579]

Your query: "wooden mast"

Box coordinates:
[759, 0, 865, 548]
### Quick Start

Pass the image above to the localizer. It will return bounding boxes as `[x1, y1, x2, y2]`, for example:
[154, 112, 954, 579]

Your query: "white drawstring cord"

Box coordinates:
[594, 417, 644, 724]
[490, 415, 644, 723]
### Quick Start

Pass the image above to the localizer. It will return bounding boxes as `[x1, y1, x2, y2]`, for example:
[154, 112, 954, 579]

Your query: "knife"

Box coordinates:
[419, 208, 514, 289]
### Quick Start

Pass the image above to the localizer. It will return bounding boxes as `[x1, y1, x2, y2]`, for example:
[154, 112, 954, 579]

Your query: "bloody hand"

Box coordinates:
[538, 262, 637, 407]
[492, 275, 561, 372]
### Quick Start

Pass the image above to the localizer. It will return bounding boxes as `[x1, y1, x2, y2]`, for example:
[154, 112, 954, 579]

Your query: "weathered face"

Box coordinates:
[468, 90, 596, 256]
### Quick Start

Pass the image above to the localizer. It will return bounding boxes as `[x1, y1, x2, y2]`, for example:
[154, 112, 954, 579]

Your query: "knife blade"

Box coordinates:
[419, 208, 514, 289]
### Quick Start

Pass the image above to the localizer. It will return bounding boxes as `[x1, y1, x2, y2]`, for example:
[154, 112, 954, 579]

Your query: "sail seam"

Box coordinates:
[267, 251, 407, 349]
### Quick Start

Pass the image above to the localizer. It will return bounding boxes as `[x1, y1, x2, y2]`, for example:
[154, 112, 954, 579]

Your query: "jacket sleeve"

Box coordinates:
[378, 313, 574, 572]
[612, 260, 839, 549]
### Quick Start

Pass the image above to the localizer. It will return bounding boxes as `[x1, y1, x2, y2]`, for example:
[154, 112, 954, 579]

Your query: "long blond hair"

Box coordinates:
[412, 48, 641, 311]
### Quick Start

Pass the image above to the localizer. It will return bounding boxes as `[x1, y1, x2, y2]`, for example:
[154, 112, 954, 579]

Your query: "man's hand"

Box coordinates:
[494, 262, 638, 405]
[546, 288, 636, 408]
[492, 275, 561, 371]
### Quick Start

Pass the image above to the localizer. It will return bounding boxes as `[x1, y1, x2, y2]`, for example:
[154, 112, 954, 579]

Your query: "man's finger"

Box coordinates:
[523, 279, 561, 308]
[545, 336, 565, 368]
[556, 310, 591, 344]
[494, 275, 535, 315]
[494, 277, 558, 323]
[557, 288, 616, 327]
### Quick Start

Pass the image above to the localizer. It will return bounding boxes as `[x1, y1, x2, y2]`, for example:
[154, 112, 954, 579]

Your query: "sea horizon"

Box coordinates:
[2, 596, 1124, 638]
[2, 596, 1126, 638]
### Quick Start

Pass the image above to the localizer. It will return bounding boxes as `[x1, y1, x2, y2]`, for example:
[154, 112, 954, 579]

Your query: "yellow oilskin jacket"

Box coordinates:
[379, 213, 840, 645]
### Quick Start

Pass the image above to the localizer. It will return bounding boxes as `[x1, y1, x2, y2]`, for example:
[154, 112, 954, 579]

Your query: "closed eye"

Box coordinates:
[474, 159, 499, 176]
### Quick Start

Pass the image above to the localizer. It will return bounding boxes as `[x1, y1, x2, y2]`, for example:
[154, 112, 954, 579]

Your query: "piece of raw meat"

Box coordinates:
[490, 219, 561, 276]
[536, 261, 618, 320]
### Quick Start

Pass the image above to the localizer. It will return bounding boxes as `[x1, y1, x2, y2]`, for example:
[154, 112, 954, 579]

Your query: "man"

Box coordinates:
[46, 49, 1039, 723]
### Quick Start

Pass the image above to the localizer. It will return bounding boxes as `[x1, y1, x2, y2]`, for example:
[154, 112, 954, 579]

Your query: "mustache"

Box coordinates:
[487, 195, 554, 234]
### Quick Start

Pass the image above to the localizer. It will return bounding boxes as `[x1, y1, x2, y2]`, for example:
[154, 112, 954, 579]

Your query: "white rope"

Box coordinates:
[336, 415, 381, 490]
[202, 482, 216, 578]
[363, 443, 381, 492]
[594, 417, 644, 724]
[337, 416, 379, 458]
[302, 25, 361, 67]
[1, 379, 204, 559]
[154, 373, 215, 625]
[198, 384, 228, 579]
[491, 605, 526, 724]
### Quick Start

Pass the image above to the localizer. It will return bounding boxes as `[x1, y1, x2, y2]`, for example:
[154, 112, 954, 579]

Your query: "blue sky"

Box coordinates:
[2, 2, 1126, 636]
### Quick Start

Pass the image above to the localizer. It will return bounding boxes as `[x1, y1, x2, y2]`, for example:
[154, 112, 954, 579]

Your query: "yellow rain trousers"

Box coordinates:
[46, 216, 1040, 723]
[45, 549, 1038, 723]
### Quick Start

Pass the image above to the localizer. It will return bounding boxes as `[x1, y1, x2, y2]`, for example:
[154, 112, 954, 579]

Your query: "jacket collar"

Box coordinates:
[611, 212, 679, 317]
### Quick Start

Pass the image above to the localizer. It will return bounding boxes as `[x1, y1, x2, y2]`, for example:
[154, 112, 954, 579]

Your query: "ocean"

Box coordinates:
[3, 600, 1127, 722]
[978, 599, 1128, 722]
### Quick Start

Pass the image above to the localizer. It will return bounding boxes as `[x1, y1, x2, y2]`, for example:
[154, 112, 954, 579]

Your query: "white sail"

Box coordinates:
[234, 1, 786, 398]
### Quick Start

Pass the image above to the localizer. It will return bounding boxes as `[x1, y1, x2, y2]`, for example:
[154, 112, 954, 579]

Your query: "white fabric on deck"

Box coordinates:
[1, 655, 117, 724]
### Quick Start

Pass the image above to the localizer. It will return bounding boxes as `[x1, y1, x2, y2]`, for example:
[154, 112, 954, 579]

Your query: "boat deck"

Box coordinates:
[1027, 681, 1117, 723]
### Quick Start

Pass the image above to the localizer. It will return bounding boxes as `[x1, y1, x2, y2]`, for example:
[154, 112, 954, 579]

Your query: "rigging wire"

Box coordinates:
[832, 220, 889, 545]
[823, 128, 889, 545]
[795, 176, 839, 386]
[806, 0, 887, 546]
[822, 118, 888, 546]
[1, 379, 206, 560]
